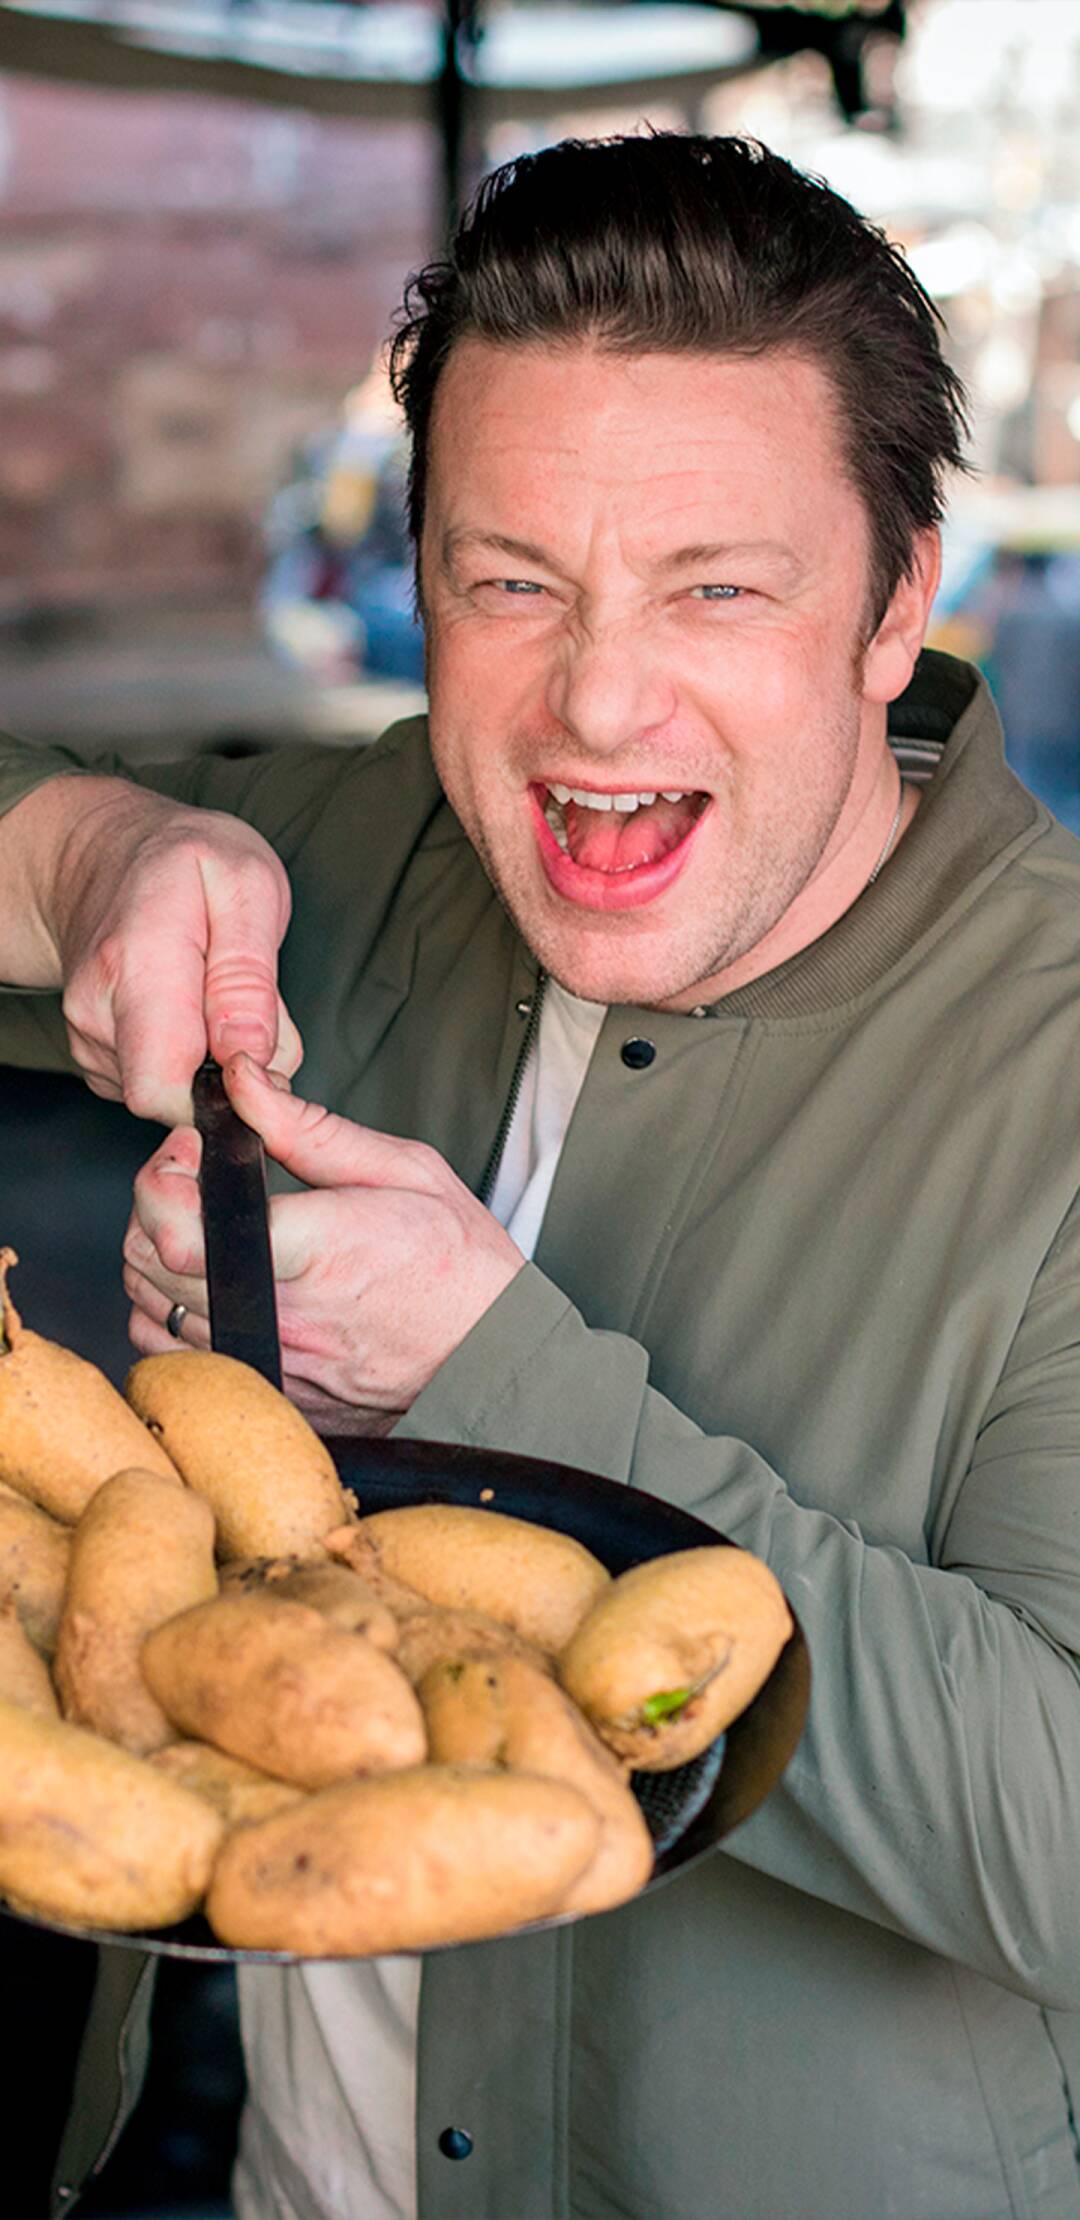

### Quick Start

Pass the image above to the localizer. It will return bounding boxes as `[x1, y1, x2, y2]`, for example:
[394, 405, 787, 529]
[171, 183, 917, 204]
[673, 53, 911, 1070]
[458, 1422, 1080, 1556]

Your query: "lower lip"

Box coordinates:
[527, 787, 709, 912]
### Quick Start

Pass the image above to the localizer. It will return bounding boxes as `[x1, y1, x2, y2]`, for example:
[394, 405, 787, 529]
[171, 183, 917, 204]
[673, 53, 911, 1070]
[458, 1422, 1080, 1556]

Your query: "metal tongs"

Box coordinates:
[192, 1056, 283, 1390]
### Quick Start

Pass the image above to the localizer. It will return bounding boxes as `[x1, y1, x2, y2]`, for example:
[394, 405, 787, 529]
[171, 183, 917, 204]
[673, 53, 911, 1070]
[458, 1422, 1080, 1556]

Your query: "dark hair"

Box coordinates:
[388, 133, 969, 629]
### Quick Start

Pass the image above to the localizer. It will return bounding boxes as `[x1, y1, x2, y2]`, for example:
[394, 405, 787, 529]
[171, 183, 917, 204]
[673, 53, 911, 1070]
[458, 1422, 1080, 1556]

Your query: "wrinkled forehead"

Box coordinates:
[423, 337, 871, 583]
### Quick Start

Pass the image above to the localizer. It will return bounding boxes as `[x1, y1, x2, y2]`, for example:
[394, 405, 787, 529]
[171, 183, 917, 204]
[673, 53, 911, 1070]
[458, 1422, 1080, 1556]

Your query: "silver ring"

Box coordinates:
[166, 1301, 188, 1340]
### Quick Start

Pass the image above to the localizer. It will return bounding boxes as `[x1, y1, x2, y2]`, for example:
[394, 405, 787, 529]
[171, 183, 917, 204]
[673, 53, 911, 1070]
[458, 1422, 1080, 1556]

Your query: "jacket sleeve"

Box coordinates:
[396, 1194, 1080, 2012]
[0, 727, 413, 1066]
[0, 730, 337, 1067]
[0, 727, 377, 847]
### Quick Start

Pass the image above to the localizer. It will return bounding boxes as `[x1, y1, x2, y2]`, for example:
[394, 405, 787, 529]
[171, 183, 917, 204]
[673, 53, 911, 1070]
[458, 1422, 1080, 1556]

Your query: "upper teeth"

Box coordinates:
[548, 784, 688, 812]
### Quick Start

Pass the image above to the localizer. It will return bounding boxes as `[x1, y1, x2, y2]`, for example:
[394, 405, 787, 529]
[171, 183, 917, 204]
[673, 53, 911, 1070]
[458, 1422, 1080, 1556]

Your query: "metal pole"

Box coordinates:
[435, 0, 468, 245]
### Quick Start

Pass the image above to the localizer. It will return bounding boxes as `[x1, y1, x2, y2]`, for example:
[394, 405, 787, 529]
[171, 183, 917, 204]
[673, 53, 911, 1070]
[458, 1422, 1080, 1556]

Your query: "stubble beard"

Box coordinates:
[437, 686, 863, 1008]
[460, 779, 853, 1010]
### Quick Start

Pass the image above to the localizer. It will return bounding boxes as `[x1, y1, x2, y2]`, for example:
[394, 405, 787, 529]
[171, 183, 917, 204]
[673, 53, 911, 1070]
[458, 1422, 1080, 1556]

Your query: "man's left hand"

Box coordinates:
[122, 1052, 526, 1431]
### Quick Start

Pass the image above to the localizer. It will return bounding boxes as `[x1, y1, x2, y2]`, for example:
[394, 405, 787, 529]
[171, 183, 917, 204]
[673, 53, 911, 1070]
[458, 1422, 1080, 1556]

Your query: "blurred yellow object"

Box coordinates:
[926, 614, 989, 662]
[321, 467, 376, 546]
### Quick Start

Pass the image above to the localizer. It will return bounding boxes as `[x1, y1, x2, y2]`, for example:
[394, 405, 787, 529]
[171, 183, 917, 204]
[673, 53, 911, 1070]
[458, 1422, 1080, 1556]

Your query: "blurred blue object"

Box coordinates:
[261, 385, 425, 686]
[354, 561, 426, 682]
[983, 553, 1080, 832]
[931, 506, 1080, 833]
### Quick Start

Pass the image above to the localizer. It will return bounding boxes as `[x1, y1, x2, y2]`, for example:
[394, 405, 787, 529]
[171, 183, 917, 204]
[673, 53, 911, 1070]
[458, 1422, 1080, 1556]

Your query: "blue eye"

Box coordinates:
[693, 584, 742, 601]
[497, 579, 544, 595]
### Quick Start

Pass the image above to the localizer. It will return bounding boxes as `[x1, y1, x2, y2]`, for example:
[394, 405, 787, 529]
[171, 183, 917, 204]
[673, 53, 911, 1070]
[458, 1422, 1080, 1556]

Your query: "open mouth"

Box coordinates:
[538, 782, 710, 874]
[527, 781, 711, 912]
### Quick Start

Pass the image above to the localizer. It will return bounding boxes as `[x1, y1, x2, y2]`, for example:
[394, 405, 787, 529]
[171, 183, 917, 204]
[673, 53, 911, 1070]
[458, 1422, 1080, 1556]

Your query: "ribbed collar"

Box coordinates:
[699, 650, 1041, 1021]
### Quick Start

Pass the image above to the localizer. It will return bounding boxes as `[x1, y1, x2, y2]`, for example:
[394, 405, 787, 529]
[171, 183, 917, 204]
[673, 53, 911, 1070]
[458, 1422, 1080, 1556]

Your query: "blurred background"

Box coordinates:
[2, 2, 1079, 2213]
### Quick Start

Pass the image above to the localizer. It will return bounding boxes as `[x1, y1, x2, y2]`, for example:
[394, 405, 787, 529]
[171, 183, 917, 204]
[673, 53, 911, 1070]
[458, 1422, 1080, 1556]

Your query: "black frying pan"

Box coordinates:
[2, 1069, 809, 1959]
[6, 1433, 808, 1961]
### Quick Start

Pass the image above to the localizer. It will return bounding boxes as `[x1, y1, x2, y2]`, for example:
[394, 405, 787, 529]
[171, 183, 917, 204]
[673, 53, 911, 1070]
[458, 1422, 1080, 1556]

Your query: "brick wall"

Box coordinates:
[0, 74, 435, 610]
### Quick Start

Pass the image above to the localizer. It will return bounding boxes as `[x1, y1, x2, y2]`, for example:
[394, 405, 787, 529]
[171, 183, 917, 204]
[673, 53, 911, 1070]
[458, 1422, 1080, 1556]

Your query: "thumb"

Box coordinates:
[223, 1053, 423, 1191]
[201, 870, 285, 1071]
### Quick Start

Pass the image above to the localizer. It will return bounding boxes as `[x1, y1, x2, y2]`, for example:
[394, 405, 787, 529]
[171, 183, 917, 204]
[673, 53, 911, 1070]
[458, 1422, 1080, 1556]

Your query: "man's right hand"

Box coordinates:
[27, 776, 302, 1124]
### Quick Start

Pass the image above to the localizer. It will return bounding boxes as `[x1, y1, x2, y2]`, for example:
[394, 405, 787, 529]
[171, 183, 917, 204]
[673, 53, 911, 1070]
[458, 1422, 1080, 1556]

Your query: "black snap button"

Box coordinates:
[620, 1036, 656, 1070]
[439, 2127, 474, 2161]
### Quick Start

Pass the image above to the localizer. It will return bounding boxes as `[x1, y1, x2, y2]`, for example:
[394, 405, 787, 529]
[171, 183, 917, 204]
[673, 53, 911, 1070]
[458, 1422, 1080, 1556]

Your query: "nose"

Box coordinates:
[544, 621, 677, 757]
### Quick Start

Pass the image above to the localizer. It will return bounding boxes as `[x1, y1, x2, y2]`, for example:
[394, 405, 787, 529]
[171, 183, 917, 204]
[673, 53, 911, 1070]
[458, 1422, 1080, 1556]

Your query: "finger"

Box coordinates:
[123, 1253, 209, 1320]
[200, 852, 289, 1070]
[128, 1130, 206, 1280]
[223, 1054, 445, 1194]
[270, 994, 304, 1084]
[82, 1070, 126, 1103]
[61, 1017, 125, 1102]
[128, 1302, 212, 1357]
[108, 921, 213, 1126]
[263, 1187, 354, 1284]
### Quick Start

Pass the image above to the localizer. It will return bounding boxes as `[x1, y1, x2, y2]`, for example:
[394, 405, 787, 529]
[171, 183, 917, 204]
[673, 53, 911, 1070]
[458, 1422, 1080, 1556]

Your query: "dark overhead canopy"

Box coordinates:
[0, 3, 906, 122]
[0, 1, 905, 231]
[0, 1, 761, 124]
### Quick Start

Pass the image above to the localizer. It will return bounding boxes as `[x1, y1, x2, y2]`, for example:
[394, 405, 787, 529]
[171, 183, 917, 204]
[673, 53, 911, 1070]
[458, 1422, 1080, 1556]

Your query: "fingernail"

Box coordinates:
[217, 1022, 273, 1057]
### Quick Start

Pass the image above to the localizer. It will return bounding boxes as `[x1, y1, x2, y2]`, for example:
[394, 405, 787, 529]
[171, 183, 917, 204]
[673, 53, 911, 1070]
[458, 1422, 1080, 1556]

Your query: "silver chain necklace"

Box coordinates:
[866, 778, 907, 886]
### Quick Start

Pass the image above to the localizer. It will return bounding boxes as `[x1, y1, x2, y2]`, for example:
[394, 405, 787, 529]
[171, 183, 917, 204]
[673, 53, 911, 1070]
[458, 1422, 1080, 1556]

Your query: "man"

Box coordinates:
[2, 134, 1080, 2220]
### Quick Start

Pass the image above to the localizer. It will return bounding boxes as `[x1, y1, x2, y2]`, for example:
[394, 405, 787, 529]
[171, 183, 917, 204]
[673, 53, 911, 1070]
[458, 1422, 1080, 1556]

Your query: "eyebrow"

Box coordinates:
[441, 528, 804, 579]
[442, 529, 558, 571]
[661, 539, 805, 579]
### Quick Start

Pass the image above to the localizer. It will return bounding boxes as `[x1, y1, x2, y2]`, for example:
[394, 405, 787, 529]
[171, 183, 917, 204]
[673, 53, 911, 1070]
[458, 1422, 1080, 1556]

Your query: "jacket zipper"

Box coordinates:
[476, 970, 547, 1207]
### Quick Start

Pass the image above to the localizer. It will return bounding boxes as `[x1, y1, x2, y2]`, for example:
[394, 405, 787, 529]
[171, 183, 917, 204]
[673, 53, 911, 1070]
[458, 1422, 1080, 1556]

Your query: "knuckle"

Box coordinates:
[61, 976, 99, 1033]
[122, 1076, 165, 1122]
[122, 1221, 150, 1268]
[81, 931, 127, 996]
[205, 824, 288, 899]
[156, 1225, 194, 1277]
[289, 1096, 335, 1143]
[82, 1070, 123, 1103]
[406, 1138, 447, 1186]
[234, 831, 289, 889]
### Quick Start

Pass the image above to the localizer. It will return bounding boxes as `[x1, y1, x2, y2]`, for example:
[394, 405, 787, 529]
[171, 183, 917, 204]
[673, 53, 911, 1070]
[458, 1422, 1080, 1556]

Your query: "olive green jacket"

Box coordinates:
[5, 652, 1080, 2219]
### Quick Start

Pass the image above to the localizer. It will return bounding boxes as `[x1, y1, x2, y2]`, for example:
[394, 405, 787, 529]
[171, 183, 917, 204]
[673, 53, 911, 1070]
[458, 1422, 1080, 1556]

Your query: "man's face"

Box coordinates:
[421, 339, 896, 1008]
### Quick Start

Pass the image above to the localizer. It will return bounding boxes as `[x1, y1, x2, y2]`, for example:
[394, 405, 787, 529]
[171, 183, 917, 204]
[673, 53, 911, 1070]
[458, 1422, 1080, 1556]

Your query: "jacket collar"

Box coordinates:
[698, 650, 1041, 1021]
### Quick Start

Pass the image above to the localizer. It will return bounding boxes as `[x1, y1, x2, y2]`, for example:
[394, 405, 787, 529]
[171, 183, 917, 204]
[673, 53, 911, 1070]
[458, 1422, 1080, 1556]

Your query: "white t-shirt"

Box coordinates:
[233, 980, 606, 2220]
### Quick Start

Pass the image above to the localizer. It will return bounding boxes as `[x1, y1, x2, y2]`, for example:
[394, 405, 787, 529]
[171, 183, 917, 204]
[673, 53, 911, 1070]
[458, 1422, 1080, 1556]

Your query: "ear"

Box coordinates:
[861, 530, 943, 705]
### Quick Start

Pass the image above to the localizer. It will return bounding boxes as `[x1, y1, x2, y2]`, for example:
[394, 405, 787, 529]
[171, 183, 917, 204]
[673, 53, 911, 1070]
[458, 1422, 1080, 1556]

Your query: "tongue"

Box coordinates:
[564, 795, 701, 873]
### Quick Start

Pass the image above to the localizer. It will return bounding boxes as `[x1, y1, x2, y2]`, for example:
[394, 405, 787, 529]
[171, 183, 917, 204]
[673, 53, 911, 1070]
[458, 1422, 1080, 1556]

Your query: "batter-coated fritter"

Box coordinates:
[0, 1478, 71, 1653]
[333, 1505, 610, 1651]
[0, 1697, 224, 1930]
[55, 1469, 218, 1753]
[124, 1351, 351, 1559]
[206, 1765, 601, 1955]
[324, 1528, 554, 1679]
[0, 1600, 60, 1718]
[558, 1546, 793, 1769]
[149, 1740, 307, 1827]
[419, 1651, 653, 1914]
[0, 1249, 180, 1520]
[391, 1605, 551, 1685]
[220, 1555, 398, 1650]
[141, 1591, 426, 1788]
